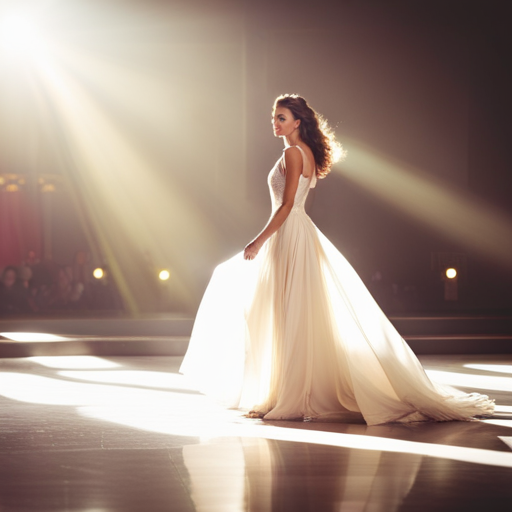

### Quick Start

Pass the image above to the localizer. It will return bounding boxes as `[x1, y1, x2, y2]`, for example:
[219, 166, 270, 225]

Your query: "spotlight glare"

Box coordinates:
[159, 270, 170, 281]
[0, 14, 44, 57]
[446, 268, 457, 279]
[93, 268, 104, 279]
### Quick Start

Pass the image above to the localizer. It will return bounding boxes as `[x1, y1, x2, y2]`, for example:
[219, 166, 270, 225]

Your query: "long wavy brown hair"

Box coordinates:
[273, 94, 345, 178]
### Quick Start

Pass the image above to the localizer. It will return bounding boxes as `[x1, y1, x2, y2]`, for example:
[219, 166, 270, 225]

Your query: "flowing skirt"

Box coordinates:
[180, 210, 494, 425]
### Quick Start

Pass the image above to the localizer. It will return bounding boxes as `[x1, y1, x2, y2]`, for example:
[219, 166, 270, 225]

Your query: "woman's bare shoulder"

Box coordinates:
[296, 144, 316, 176]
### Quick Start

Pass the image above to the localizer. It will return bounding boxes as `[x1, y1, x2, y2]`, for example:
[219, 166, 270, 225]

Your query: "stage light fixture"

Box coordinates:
[159, 270, 170, 281]
[93, 268, 104, 279]
[446, 268, 457, 279]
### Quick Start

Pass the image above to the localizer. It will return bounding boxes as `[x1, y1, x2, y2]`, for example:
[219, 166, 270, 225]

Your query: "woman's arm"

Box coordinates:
[244, 147, 303, 260]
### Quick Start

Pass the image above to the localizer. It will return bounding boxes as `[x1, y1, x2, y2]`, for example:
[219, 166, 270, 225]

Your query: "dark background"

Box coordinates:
[247, 0, 512, 314]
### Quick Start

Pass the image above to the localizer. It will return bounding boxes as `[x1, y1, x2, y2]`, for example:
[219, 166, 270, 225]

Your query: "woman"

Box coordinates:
[180, 94, 494, 425]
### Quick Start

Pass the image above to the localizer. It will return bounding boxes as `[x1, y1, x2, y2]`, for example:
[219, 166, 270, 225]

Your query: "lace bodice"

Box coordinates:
[268, 146, 317, 213]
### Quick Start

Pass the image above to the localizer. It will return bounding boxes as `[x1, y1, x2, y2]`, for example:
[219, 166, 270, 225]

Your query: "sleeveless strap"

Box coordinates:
[283, 145, 317, 186]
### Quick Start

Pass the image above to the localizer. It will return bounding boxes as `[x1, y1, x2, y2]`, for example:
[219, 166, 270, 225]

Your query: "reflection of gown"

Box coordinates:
[180, 146, 494, 425]
[182, 437, 423, 512]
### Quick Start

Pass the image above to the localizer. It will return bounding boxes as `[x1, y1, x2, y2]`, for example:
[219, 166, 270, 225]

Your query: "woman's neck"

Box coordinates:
[284, 133, 301, 147]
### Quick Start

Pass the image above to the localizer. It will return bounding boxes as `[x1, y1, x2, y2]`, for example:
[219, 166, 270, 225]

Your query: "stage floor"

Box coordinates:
[0, 354, 511, 511]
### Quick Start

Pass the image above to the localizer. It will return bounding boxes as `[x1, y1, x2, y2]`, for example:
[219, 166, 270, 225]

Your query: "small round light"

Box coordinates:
[159, 270, 170, 281]
[93, 268, 104, 279]
[41, 183, 55, 193]
[446, 268, 457, 279]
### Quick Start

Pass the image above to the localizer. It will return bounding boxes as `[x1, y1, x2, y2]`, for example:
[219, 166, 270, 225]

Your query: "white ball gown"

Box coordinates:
[180, 146, 494, 425]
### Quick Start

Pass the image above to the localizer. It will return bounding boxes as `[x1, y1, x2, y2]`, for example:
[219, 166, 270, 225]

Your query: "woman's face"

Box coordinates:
[272, 107, 300, 138]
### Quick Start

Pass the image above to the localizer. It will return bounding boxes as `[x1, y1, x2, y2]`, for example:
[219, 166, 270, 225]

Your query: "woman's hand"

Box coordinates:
[244, 240, 261, 260]
[242, 148, 302, 262]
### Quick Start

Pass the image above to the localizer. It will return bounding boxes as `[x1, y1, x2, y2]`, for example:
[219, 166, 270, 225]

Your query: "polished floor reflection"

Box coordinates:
[0, 354, 511, 511]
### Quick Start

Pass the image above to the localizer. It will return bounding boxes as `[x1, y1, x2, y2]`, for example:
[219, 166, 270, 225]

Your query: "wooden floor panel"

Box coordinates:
[0, 353, 511, 511]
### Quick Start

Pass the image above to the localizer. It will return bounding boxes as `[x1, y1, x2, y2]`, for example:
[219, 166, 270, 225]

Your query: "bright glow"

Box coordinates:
[484, 420, 512, 429]
[446, 268, 457, 279]
[93, 268, 104, 279]
[59, 370, 194, 390]
[29, 356, 120, 369]
[0, 2, 244, 315]
[78, 403, 512, 469]
[0, 332, 68, 342]
[0, 365, 510, 469]
[499, 437, 512, 450]
[0, 372, 188, 406]
[1, 15, 33, 46]
[0, 14, 44, 57]
[159, 270, 170, 281]
[426, 369, 512, 392]
[465, 364, 512, 375]
[338, 140, 512, 269]
[495, 405, 512, 413]
[34, 55, 222, 314]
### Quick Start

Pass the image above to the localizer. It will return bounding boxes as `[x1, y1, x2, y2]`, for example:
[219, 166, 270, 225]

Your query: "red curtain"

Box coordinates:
[0, 189, 42, 268]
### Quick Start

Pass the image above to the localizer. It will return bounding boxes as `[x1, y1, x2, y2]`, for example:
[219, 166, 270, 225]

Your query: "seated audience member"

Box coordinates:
[44, 266, 85, 310]
[0, 266, 31, 315]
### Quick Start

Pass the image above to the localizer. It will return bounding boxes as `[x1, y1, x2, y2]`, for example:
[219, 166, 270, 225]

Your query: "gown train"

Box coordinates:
[180, 146, 494, 425]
